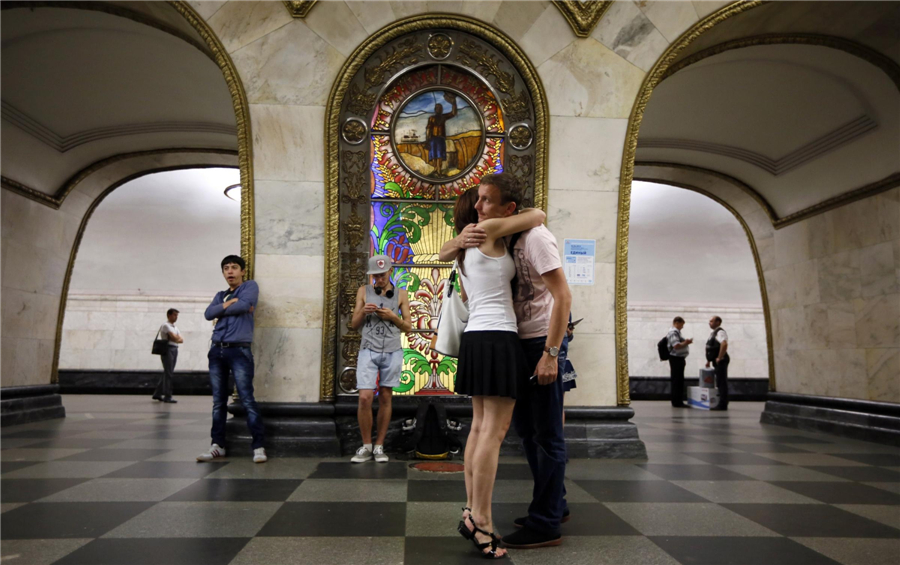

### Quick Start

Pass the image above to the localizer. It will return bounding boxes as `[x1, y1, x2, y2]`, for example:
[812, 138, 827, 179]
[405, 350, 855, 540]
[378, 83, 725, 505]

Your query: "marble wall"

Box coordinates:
[188, 0, 729, 405]
[627, 303, 769, 379]
[59, 295, 215, 372]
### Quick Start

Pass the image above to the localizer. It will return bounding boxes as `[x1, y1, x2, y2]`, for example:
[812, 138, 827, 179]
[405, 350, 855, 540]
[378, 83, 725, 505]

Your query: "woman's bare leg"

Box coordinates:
[464, 396, 484, 519]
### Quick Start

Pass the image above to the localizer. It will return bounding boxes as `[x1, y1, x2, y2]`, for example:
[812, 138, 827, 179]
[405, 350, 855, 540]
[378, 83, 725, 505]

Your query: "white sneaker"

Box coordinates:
[253, 447, 268, 464]
[351, 445, 373, 463]
[197, 444, 226, 462]
[373, 445, 389, 463]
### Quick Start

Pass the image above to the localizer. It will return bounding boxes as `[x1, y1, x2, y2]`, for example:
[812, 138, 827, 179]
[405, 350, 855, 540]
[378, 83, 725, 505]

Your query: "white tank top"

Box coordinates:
[459, 247, 518, 333]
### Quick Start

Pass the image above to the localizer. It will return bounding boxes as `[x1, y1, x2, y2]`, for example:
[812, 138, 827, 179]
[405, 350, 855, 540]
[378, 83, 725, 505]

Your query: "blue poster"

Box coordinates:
[564, 239, 595, 285]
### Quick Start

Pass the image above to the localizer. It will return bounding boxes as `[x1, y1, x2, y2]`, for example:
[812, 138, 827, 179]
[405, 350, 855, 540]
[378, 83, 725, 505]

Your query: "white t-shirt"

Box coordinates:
[159, 322, 181, 348]
[711, 328, 728, 343]
[512, 225, 563, 339]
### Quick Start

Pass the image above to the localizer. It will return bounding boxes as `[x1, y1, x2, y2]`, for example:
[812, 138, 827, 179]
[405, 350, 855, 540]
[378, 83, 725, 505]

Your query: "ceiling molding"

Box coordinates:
[661, 33, 900, 91]
[1, 1, 215, 64]
[638, 115, 878, 176]
[2, 101, 237, 153]
[283, 0, 318, 18]
[1, 147, 239, 209]
[634, 161, 900, 230]
[551, 1, 613, 38]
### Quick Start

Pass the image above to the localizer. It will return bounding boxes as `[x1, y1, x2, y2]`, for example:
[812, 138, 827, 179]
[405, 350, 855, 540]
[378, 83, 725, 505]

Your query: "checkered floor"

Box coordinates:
[1, 396, 898, 564]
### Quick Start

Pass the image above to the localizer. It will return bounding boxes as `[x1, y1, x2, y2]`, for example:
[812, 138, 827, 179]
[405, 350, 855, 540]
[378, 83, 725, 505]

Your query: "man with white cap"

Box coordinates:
[349, 254, 412, 462]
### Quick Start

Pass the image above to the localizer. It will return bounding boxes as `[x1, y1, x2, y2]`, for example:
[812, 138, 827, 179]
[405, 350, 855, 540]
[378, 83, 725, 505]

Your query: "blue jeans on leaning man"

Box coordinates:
[208, 345, 265, 450]
[513, 334, 569, 536]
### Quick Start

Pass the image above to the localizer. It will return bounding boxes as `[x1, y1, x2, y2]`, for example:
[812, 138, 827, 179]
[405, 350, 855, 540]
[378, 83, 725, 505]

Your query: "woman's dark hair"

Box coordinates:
[453, 188, 480, 276]
[221, 255, 246, 271]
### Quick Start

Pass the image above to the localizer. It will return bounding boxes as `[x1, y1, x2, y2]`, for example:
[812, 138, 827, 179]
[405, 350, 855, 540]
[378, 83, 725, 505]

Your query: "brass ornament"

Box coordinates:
[427, 33, 454, 60]
[343, 207, 367, 249]
[346, 82, 376, 117]
[456, 40, 515, 94]
[508, 124, 533, 151]
[341, 118, 368, 145]
[364, 37, 424, 90]
[551, 1, 613, 39]
[339, 367, 359, 394]
[282, 0, 317, 18]
[501, 90, 531, 124]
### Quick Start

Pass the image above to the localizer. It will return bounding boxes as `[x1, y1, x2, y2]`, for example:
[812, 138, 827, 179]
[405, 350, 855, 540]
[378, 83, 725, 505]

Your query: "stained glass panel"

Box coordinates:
[370, 202, 455, 264]
[441, 67, 504, 133]
[372, 66, 439, 131]
[371, 134, 435, 199]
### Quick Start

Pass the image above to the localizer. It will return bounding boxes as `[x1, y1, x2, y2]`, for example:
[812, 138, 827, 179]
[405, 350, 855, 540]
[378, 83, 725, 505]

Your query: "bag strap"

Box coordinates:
[154, 328, 162, 341]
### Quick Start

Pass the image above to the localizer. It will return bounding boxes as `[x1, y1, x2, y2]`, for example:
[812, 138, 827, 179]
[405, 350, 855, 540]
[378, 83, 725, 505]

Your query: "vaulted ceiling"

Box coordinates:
[636, 1, 900, 219]
[0, 2, 237, 196]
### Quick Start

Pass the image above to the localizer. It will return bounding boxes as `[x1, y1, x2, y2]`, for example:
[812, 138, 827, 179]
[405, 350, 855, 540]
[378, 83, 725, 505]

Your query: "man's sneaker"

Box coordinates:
[197, 444, 226, 462]
[514, 508, 570, 528]
[351, 445, 373, 463]
[253, 448, 268, 463]
[373, 445, 389, 463]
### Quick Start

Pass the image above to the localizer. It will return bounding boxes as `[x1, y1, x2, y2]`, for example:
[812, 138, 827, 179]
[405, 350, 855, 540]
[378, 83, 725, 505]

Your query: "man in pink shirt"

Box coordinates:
[441, 173, 572, 548]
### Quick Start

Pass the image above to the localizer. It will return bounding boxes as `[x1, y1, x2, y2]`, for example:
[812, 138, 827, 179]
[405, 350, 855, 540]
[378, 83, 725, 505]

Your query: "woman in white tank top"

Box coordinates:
[442, 181, 545, 559]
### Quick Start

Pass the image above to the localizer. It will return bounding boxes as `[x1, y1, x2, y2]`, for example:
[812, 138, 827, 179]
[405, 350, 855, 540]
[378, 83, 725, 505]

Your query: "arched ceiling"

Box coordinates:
[638, 42, 900, 217]
[1, 3, 237, 196]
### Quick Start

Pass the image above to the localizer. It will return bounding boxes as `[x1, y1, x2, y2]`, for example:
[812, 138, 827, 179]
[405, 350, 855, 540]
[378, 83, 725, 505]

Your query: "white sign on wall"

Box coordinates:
[564, 239, 595, 285]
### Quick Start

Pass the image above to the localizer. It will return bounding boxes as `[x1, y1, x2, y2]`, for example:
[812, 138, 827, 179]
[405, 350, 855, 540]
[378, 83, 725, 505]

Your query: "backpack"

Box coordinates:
[657, 335, 670, 361]
[403, 401, 462, 459]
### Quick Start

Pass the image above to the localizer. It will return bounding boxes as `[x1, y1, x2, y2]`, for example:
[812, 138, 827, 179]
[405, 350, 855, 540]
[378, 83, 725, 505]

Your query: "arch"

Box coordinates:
[321, 15, 550, 401]
[632, 164, 776, 391]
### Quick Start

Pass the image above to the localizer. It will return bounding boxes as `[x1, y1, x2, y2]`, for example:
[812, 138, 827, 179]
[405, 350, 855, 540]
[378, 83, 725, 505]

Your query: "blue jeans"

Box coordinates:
[208, 345, 265, 450]
[513, 335, 568, 536]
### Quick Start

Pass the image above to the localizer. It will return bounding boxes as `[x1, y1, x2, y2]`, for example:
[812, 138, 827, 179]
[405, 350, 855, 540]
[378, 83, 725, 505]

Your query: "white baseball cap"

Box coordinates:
[366, 254, 392, 274]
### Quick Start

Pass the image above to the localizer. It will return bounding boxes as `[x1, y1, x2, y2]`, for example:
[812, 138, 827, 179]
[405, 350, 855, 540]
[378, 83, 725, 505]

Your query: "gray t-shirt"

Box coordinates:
[359, 285, 402, 353]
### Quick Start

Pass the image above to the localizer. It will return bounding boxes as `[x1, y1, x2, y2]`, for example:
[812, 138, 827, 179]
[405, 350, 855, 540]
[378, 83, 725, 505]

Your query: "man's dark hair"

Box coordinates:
[673, 316, 685, 324]
[167, 308, 179, 316]
[712, 315, 722, 324]
[480, 172, 523, 210]
[221, 255, 245, 271]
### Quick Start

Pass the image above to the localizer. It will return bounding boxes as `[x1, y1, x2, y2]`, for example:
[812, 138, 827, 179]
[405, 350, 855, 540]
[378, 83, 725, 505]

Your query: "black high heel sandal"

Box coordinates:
[463, 515, 506, 559]
[458, 507, 473, 540]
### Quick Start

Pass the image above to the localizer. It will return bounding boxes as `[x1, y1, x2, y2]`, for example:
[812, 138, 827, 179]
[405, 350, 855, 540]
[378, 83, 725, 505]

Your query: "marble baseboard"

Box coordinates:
[57, 370, 213, 395]
[225, 398, 647, 459]
[1, 384, 66, 426]
[630, 377, 770, 401]
[760, 392, 900, 446]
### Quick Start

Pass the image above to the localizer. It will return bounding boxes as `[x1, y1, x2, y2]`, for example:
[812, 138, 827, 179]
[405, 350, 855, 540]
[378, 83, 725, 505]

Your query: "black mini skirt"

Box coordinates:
[455, 330, 530, 399]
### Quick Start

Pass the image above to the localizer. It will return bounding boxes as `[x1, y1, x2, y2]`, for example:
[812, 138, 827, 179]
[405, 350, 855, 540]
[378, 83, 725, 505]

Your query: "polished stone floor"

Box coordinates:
[1, 396, 899, 564]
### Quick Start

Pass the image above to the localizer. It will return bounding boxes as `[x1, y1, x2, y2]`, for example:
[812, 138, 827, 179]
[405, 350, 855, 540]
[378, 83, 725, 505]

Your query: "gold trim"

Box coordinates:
[614, 1, 766, 406]
[633, 172, 776, 391]
[283, 0, 318, 18]
[1, 149, 238, 210]
[661, 34, 900, 91]
[551, 1, 613, 39]
[322, 15, 550, 402]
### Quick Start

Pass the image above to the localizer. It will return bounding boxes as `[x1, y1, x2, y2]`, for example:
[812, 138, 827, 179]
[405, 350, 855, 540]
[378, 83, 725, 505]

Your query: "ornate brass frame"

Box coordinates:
[283, 0, 318, 19]
[322, 15, 549, 402]
[633, 167, 776, 391]
[614, 1, 766, 406]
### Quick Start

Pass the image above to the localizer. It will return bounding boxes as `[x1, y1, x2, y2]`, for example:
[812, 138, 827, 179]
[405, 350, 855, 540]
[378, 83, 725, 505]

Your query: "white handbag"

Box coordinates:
[432, 262, 469, 357]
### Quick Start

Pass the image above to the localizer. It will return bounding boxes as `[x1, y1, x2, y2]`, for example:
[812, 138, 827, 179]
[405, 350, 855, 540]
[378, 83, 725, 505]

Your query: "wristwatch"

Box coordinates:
[545, 345, 560, 357]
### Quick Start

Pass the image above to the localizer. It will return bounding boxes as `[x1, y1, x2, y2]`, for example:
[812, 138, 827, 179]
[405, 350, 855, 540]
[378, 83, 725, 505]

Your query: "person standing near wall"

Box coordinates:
[667, 317, 692, 408]
[197, 255, 267, 463]
[152, 308, 182, 403]
[348, 255, 412, 464]
[706, 316, 730, 411]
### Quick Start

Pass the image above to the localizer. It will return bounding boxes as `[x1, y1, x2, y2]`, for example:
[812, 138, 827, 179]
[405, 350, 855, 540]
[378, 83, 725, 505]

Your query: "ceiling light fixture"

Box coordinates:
[224, 184, 241, 202]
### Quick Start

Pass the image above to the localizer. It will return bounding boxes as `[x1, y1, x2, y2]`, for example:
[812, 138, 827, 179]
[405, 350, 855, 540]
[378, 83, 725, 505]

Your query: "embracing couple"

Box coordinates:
[441, 172, 572, 558]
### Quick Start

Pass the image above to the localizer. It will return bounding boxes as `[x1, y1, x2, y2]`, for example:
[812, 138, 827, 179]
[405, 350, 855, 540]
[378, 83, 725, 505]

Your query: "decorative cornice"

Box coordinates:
[2, 101, 236, 153]
[283, 0, 318, 18]
[661, 34, 900, 91]
[551, 1, 613, 38]
[1, 148, 238, 210]
[638, 115, 878, 176]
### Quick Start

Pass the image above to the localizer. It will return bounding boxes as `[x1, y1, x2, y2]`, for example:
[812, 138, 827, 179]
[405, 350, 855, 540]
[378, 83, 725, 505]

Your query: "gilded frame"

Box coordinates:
[322, 15, 550, 402]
